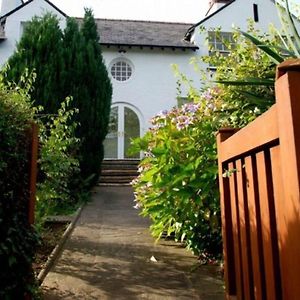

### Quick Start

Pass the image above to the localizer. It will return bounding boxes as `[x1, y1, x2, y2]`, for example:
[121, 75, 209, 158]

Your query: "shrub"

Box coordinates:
[36, 97, 80, 224]
[131, 98, 222, 256]
[132, 21, 294, 257]
[0, 78, 39, 298]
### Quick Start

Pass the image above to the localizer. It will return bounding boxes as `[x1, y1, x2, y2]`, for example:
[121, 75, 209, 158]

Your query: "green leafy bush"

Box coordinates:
[184, 25, 278, 126]
[0, 78, 39, 298]
[131, 98, 222, 256]
[36, 97, 80, 224]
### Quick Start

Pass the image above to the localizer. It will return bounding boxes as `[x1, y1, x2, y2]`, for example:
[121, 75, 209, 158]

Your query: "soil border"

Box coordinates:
[37, 206, 84, 284]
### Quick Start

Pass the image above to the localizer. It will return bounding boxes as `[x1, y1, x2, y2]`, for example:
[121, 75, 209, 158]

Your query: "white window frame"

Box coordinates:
[20, 21, 30, 37]
[208, 31, 235, 57]
[110, 59, 133, 82]
[177, 96, 191, 107]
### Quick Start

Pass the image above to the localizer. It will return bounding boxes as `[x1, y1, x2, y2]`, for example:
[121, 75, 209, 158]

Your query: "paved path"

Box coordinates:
[42, 186, 224, 299]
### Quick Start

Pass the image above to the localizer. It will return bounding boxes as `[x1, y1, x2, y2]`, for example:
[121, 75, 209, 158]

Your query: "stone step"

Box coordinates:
[101, 169, 138, 176]
[97, 182, 131, 187]
[100, 176, 136, 183]
[99, 159, 139, 185]
[102, 159, 139, 166]
[102, 164, 139, 171]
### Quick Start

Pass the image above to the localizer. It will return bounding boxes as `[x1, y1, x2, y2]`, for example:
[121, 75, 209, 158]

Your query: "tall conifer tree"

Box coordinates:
[5, 10, 112, 184]
[66, 9, 112, 183]
[5, 14, 64, 113]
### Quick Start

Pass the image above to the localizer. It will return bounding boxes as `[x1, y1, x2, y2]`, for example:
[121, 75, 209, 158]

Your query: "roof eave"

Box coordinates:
[0, 0, 67, 20]
[184, 0, 236, 41]
[101, 42, 198, 51]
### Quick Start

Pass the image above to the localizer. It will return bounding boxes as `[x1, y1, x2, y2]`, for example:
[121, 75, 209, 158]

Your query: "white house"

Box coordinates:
[96, 19, 199, 159]
[0, 0, 66, 66]
[0, 0, 294, 159]
[186, 0, 290, 60]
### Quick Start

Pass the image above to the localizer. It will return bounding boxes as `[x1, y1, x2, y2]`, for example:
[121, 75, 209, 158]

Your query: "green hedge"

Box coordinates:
[0, 83, 39, 298]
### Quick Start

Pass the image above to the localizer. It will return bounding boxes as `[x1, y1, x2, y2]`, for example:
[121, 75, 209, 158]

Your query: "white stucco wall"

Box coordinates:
[102, 47, 199, 133]
[1, 0, 23, 16]
[193, 0, 300, 57]
[0, 0, 66, 65]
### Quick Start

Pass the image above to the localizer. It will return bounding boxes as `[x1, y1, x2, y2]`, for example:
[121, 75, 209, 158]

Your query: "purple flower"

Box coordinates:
[175, 115, 193, 130]
[202, 90, 213, 101]
[182, 103, 199, 114]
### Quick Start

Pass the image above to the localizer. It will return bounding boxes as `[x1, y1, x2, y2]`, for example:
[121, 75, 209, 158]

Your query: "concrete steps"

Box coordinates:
[98, 159, 139, 186]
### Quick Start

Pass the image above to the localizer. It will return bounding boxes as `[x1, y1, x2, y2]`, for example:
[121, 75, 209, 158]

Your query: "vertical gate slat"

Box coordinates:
[236, 159, 253, 300]
[256, 151, 279, 300]
[228, 161, 244, 299]
[269, 146, 284, 299]
[264, 149, 282, 299]
[244, 155, 265, 300]
[220, 164, 236, 298]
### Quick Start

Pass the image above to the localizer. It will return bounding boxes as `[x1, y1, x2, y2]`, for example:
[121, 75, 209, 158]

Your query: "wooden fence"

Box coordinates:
[217, 60, 300, 300]
[27, 122, 38, 225]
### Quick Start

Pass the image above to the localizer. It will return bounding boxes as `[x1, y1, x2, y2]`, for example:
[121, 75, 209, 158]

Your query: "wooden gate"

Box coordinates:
[28, 122, 38, 225]
[217, 60, 300, 300]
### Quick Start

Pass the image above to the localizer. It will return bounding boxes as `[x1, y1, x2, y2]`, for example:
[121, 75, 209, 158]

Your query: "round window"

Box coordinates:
[110, 60, 133, 82]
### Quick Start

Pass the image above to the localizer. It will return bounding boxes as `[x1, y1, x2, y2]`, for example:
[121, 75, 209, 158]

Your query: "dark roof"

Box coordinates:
[89, 19, 198, 50]
[184, 0, 235, 40]
[0, 0, 67, 19]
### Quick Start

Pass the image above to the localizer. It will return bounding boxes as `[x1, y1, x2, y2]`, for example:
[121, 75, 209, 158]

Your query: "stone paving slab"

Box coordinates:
[42, 186, 224, 299]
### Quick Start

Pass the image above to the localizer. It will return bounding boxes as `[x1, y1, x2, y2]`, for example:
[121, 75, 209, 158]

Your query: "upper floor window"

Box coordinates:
[177, 96, 190, 108]
[20, 21, 30, 37]
[208, 31, 235, 57]
[110, 59, 133, 82]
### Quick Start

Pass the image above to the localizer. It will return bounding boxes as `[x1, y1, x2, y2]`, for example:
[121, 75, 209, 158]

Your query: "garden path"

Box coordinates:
[42, 186, 224, 299]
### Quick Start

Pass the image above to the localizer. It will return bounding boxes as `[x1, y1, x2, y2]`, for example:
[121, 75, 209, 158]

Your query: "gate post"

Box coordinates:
[217, 128, 238, 299]
[275, 59, 300, 299]
[28, 123, 38, 225]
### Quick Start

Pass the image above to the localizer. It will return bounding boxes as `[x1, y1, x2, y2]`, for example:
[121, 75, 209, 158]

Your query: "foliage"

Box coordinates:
[0, 77, 39, 298]
[36, 97, 80, 225]
[211, 0, 300, 111]
[132, 14, 299, 257]
[4, 11, 112, 185]
[5, 13, 64, 114]
[131, 100, 222, 256]
[275, 0, 300, 57]
[202, 26, 277, 126]
[62, 10, 112, 184]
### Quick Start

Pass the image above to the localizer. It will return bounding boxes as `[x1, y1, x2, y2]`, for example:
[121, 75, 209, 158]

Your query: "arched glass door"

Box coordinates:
[104, 104, 141, 159]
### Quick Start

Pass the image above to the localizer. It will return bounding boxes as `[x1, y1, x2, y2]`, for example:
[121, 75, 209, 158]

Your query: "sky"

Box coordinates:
[41, 0, 300, 23]
[1, 0, 300, 23]
[43, 0, 209, 23]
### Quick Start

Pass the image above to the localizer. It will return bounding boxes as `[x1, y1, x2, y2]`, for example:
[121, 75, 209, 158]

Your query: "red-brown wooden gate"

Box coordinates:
[28, 122, 38, 225]
[217, 60, 300, 300]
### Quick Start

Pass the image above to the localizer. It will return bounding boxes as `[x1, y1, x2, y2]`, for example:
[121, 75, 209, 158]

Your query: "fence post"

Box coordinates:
[217, 128, 238, 299]
[275, 59, 300, 299]
[28, 123, 38, 225]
